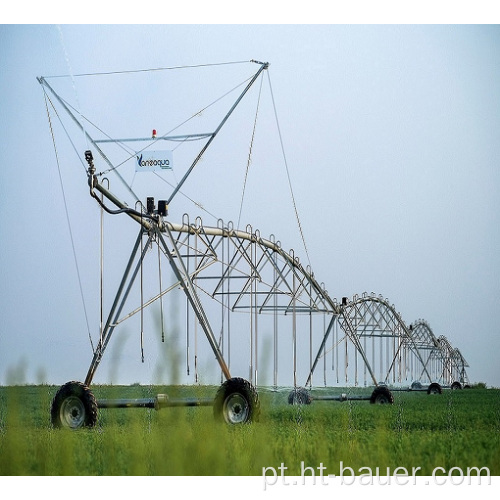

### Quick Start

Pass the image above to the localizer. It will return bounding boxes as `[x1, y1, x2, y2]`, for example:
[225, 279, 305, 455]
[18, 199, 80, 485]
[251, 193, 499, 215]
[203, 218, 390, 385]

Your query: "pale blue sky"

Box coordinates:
[1, 24, 499, 387]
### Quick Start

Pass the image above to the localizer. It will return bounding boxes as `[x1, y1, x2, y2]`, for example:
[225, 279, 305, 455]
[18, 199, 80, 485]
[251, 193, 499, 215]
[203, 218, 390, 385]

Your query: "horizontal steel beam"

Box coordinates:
[97, 395, 214, 409]
[94, 133, 213, 143]
[312, 393, 372, 402]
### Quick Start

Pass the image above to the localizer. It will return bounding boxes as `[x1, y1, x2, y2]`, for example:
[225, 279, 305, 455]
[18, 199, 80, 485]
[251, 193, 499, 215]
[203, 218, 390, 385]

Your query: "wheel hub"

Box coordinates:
[223, 393, 249, 424]
[60, 396, 86, 429]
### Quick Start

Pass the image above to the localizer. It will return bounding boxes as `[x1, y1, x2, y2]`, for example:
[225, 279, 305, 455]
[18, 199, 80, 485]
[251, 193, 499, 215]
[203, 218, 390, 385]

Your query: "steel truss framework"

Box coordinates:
[84, 184, 342, 388]
[38, 60, 470, 416]
[408, 320, 469, 386]
[83, 183, 469, 390]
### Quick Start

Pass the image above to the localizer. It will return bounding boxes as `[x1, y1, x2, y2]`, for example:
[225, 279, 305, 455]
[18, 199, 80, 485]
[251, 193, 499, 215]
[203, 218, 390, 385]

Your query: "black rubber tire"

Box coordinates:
[51, 381, 98, 429]
[451, 381, 462, 390]
[288, 387, 312, 405]
[370, 386, 394, 405]
[213, 377, 260, 424]
[411, 381, 423, 390]
[427, 382, 442, 395]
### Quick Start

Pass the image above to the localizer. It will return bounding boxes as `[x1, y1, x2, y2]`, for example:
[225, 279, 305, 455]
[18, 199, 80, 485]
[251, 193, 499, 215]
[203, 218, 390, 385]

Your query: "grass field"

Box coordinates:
[0, 384, 499, 476]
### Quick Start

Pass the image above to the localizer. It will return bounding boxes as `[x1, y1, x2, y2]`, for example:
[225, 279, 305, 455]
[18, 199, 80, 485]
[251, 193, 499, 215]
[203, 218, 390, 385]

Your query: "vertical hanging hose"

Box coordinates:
[392, 334, 395, 383]
[139, 208, 144, 363]
[227, 234, 231, 372]
[345, 333, 348, 384]
[355, 338, 358, 387]
[380, 335, 383, 383]
[364, 335, 367, 386]
[292, 269, 297, 388]
[335, 320, 339, 384]
[186, 228, 190, 376]
[100, 187, 104, 348]
[386, 334, 390, 383]
[194, 227, 198, 383]
[309, 281, 313, 388]
[157, 232, 165, 343]
[273, 251, 278, 388]
[254, 243, 258, 387]
[249, 235, 253, 384]
[323, 314, 326, 387]
[220, 230, 225, 384]
[372, 335, 375, 383]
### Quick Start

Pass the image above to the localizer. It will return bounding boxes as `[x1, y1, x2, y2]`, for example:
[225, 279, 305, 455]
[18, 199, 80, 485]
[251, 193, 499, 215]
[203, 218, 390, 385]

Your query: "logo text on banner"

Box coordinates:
[136, 151, 173, 172]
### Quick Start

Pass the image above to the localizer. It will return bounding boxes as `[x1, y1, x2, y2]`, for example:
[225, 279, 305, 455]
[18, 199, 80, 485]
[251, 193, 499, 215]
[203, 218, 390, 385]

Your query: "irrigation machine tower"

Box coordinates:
[38, 60, 469, 429]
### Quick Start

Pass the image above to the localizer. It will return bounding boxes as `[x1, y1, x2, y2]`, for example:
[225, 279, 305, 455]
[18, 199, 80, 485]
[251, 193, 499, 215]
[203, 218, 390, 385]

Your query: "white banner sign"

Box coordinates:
[135, 150, 173, 172]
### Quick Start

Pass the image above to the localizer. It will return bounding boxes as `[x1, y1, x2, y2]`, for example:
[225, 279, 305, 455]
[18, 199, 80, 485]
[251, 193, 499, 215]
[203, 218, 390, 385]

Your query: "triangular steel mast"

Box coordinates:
[40, 60, 270, 385]
[167, 60, 269, 205]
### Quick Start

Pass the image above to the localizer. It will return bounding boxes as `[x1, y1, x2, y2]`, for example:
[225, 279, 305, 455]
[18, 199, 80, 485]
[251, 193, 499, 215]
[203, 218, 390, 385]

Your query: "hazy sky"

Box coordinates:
[1, 23, 499, 388]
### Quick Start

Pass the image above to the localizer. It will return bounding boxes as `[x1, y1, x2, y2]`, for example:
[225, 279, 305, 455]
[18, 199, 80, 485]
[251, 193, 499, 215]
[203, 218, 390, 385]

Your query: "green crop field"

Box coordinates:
[0, 384, 499, 476]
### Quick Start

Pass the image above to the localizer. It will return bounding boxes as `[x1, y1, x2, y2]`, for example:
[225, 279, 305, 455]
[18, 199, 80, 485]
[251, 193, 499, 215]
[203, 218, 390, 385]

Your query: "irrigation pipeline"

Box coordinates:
[39, 59, 470, 390]
[87, 170, 470, 389]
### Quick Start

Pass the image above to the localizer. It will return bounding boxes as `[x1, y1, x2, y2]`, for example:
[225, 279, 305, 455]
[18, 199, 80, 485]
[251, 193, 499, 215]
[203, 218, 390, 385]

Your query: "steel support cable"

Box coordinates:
[43, 91, 135, 217]
[39, 77, 140, 202]
[90, 72, 261, 206]
[59, 94, 138, 195]
[314, 330, 348, 359]
[95, 76, 245, 176]
[167, 65, 269, 206]
[43, 60, 251, 79]
[237, 72, 264, 229]
[43, 92, 94, 353]
[152, 172, 220, 221]
[52, 96, 135, 158]
[42, 90, 88, 174]
[266, 72, 312, 269]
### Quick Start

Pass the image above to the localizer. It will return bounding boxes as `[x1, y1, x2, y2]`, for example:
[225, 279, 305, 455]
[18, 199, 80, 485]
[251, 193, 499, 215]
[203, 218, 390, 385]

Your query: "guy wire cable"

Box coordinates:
[43, 92, 94, 353]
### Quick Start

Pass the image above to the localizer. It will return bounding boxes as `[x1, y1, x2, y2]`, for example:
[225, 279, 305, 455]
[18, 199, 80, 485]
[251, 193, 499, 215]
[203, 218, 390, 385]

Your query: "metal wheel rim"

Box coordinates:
[60, 396, 86, 429]
[223, 393, 250, 424]
[430, 388, 439, 394]
[376, 395, 389, 404]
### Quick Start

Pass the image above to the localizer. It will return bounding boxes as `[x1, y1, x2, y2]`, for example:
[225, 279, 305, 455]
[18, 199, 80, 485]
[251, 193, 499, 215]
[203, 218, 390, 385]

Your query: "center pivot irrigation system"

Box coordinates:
[38, 60, 470, 429]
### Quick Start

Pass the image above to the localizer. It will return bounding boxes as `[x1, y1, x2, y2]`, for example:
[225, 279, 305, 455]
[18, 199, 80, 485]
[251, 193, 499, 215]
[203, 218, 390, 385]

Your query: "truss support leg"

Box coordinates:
[157, 226, 231, 381]
[85, 229, 152, 386]
[339, 319, 379, 386]
[304, 315, 337, 387]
